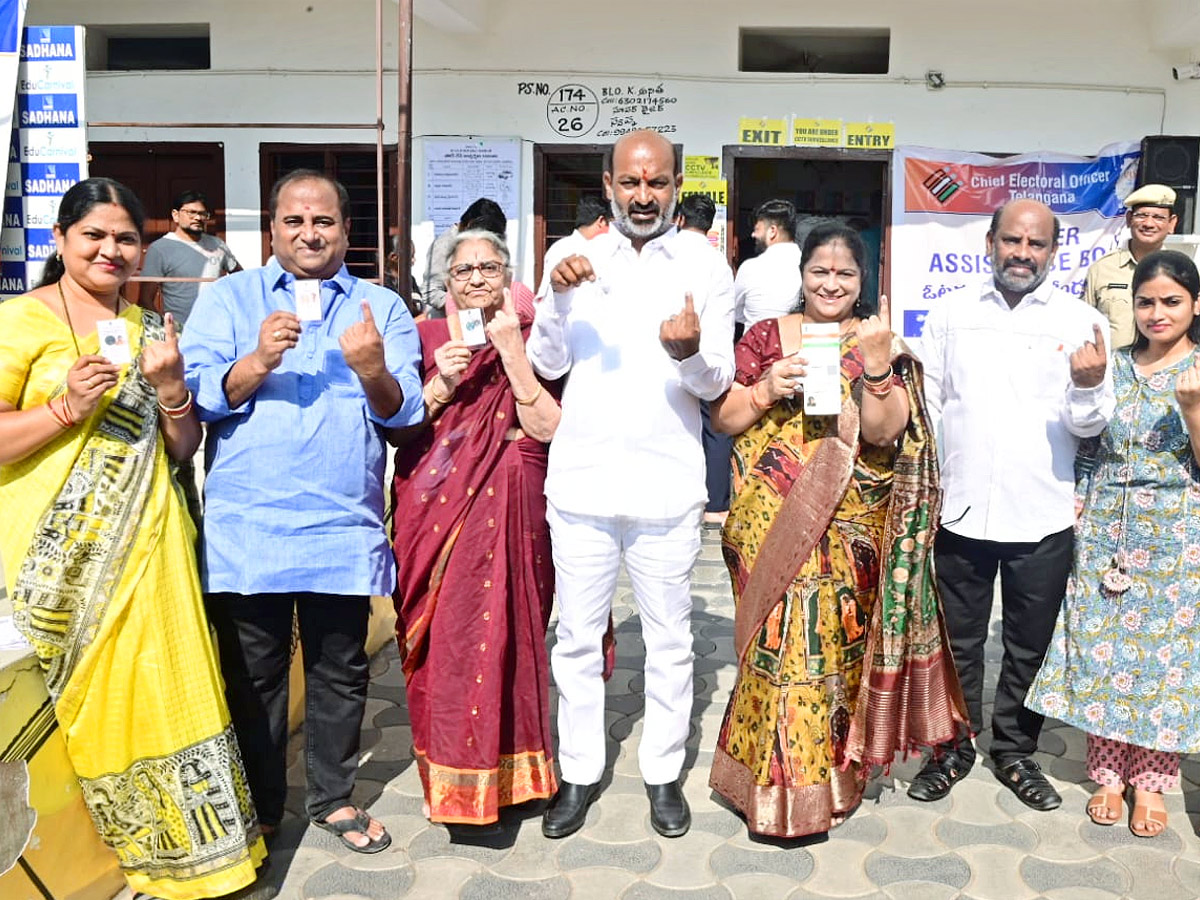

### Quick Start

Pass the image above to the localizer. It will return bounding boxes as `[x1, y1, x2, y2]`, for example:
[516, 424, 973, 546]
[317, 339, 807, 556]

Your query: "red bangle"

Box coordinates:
[158, 390, 194, 419]
[47, 395, 75, 428]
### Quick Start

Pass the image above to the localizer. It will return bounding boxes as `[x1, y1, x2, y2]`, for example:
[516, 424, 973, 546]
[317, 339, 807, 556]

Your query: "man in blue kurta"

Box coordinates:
[182, 170, 423, 853]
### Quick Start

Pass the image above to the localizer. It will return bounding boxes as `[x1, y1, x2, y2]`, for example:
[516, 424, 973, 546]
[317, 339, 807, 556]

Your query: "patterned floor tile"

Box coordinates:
[708, 841, 814, 881]
[402, 858, 483, 900]
[862, 850, 970, 891]
[1019, 856, 1130, 896]
[874, 806, 949, 858]
[642, 831, 724, 888]
[458, 873, 571, 900]
[562, 868, 642, 900]
[955, 845, 1040, 900]
[301, 861, 414, 898]
[717, 873, 799, 899]
[803, 839, 878, 897]
[557, 836, 662, 873]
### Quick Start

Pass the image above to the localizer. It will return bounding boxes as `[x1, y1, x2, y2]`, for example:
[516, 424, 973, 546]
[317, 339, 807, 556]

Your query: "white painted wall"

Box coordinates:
[26, 0, 1200, 280]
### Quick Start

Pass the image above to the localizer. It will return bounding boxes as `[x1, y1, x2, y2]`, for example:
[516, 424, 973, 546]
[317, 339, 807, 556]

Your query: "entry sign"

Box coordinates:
[679, 178, 727, 206]
[793, 118, 843, 147]
[845, 122, 895, 149]
[737, 118, 787, 146]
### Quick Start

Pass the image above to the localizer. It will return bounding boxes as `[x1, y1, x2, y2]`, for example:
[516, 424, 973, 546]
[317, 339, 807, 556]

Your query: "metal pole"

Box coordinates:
[375, 0, 385, 285]
[397, 0, 413, 301]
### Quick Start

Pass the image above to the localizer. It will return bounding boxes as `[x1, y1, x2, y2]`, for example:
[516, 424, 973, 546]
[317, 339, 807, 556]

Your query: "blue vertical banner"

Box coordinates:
[0, 0, 25, 300]
[2, 21, 86, 298]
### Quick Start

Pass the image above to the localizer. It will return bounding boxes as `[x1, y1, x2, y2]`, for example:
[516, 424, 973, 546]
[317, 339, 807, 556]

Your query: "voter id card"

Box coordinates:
[458, 307, 487, 346]
[800, 322, 841, 415]
[294, 279, 322, 321]
[96, 318, 132, 365]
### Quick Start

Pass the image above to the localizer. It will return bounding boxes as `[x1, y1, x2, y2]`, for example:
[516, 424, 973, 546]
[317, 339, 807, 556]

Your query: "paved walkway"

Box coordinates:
[228, 529, 1200, 900]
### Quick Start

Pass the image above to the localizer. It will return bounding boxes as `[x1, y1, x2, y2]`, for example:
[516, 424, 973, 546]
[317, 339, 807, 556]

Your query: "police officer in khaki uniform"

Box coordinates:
[1082, 184, 1178, 349]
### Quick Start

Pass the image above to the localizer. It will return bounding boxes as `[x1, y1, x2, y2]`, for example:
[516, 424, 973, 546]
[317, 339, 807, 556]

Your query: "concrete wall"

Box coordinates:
[26, 0, 1200, 279]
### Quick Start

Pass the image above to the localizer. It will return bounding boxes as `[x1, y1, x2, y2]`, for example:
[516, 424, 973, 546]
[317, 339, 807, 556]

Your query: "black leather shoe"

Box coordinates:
[542, 781, 600, 838]
[907, 748, 973, 802]
[646, 780, 690, 838]
[994, 758, 1062, 811]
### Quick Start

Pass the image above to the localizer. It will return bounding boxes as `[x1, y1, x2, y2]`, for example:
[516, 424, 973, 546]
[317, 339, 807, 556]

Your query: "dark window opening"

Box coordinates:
[739, 27, 889, 74]
[86, 24, 210, 72]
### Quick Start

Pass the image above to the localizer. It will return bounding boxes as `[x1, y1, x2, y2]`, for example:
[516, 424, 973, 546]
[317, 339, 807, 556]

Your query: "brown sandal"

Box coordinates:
[1086, 788, 1123, 826]
[1129, 791, 1168, 838]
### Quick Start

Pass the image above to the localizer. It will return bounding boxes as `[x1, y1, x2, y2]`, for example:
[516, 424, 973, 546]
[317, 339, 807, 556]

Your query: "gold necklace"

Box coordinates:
[57, 279, 121, 358]
[57, 279, 82, 358]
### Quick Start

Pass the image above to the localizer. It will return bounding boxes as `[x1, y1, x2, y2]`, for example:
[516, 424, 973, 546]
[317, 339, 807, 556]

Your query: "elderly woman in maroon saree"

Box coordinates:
[391, 229, 561, 825]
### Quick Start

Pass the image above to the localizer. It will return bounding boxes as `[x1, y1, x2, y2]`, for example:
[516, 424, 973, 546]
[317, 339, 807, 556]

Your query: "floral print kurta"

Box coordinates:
[1027, 350, 1200, 753]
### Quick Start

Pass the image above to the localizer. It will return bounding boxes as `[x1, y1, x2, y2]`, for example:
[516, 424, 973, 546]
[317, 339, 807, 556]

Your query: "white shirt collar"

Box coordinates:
[980, 273, 1057, 309]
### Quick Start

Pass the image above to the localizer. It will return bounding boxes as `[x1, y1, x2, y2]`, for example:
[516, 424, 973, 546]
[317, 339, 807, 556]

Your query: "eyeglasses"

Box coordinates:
[178, 208, 212, 220]
[449, 261, 507, 281]
[1130, 211, 1172, 223]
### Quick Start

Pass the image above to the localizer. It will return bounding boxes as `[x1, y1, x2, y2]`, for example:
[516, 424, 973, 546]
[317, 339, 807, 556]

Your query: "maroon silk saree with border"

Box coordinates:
[391, 316, 557, 824]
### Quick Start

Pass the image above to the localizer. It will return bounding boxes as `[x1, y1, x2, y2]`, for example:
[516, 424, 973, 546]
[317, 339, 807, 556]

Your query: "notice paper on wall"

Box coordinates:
[422, 137, 520, 234]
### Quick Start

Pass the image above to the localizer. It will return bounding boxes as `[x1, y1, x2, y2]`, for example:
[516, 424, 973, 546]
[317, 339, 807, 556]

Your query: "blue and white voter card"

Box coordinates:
[458, 307, 488, 346]
[96, 318, 131, 365]
[294, 279, 322, 321]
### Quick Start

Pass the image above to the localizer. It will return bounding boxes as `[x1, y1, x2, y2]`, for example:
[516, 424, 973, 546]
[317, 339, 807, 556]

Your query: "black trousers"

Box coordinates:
[206, 592, 370, 825]
[700, 400, 732, 513]
[934, 527, 1072, 767]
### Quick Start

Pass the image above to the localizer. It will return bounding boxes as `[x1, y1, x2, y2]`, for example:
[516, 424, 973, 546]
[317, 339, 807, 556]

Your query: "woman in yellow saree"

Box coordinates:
[709, 221, 965, 838]
[0, 178, 264, 899]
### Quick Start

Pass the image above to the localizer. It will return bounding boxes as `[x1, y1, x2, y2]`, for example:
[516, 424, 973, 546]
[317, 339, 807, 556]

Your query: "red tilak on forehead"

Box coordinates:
[641, 165, 649, 182]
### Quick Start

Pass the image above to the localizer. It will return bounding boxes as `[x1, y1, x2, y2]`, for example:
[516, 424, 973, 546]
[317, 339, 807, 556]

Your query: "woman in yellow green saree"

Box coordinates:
[0, 178, 264, 899]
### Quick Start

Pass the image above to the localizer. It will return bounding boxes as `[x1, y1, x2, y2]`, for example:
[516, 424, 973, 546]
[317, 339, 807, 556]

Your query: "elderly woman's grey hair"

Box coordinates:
[443, 227, 512, 275]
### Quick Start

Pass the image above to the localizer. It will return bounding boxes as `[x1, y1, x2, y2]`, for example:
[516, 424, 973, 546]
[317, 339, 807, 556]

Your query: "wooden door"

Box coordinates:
[88, 142, 227, 245]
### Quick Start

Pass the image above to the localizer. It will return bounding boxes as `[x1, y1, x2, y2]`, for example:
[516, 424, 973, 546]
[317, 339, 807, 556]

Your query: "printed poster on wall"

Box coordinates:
[422, 138, 520, 235]
[890, 142, 1140, 342]
[2, 22, 86, 298]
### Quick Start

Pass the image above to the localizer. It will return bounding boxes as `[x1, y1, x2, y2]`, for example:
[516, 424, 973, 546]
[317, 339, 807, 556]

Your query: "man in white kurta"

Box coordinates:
[528, 130, 734, 839]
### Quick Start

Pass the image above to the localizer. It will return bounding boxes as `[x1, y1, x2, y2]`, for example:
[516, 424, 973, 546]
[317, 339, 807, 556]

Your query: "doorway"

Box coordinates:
[723, 147, 891, 310]
[88, 141, 228, 245]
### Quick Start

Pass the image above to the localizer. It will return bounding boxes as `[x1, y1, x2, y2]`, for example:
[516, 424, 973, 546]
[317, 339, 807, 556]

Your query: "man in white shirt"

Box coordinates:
[909, 199, 1114, 811]
[536, 194, 608, 298]
[529, 130, 735, 840]
[733, 199, 802, 328]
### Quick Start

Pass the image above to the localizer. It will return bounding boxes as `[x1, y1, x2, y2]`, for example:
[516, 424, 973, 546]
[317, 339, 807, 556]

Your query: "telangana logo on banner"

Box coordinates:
[890, 143, 1140, 341]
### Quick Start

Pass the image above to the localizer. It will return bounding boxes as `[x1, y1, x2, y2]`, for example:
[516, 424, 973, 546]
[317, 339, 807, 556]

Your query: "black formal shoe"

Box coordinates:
[907, 748, 973, 802]
[993, 758, 1062, 811]
[542, 781, 600, 838]
[646, 780, 691, 838]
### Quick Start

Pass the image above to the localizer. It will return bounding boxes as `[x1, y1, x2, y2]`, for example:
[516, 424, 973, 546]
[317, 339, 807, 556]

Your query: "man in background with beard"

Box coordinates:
[528, 130, 734, 840]
[908, 199, 1114, 811]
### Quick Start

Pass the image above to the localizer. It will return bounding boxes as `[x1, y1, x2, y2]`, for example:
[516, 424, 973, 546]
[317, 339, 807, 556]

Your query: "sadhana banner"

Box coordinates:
[890, 143, 1140, 341]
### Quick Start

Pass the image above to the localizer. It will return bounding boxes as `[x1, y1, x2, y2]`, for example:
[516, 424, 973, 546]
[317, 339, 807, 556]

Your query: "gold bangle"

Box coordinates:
[515, 383, 543, 407]
[429, 378, 454, 405]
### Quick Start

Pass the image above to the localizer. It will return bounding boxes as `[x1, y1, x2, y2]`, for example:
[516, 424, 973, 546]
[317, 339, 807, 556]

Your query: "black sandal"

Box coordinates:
[993, 758, 1061, 811]
[907, 749, 972, 802]
[311, 809, 392, 854]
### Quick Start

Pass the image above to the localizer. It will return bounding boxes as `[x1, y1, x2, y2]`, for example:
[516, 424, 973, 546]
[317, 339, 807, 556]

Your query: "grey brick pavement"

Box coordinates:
[195, 529, 1200, 899]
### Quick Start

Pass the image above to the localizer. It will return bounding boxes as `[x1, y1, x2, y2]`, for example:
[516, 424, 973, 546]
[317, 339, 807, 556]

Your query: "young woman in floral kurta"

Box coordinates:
[1028, 250, 1200, 838]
